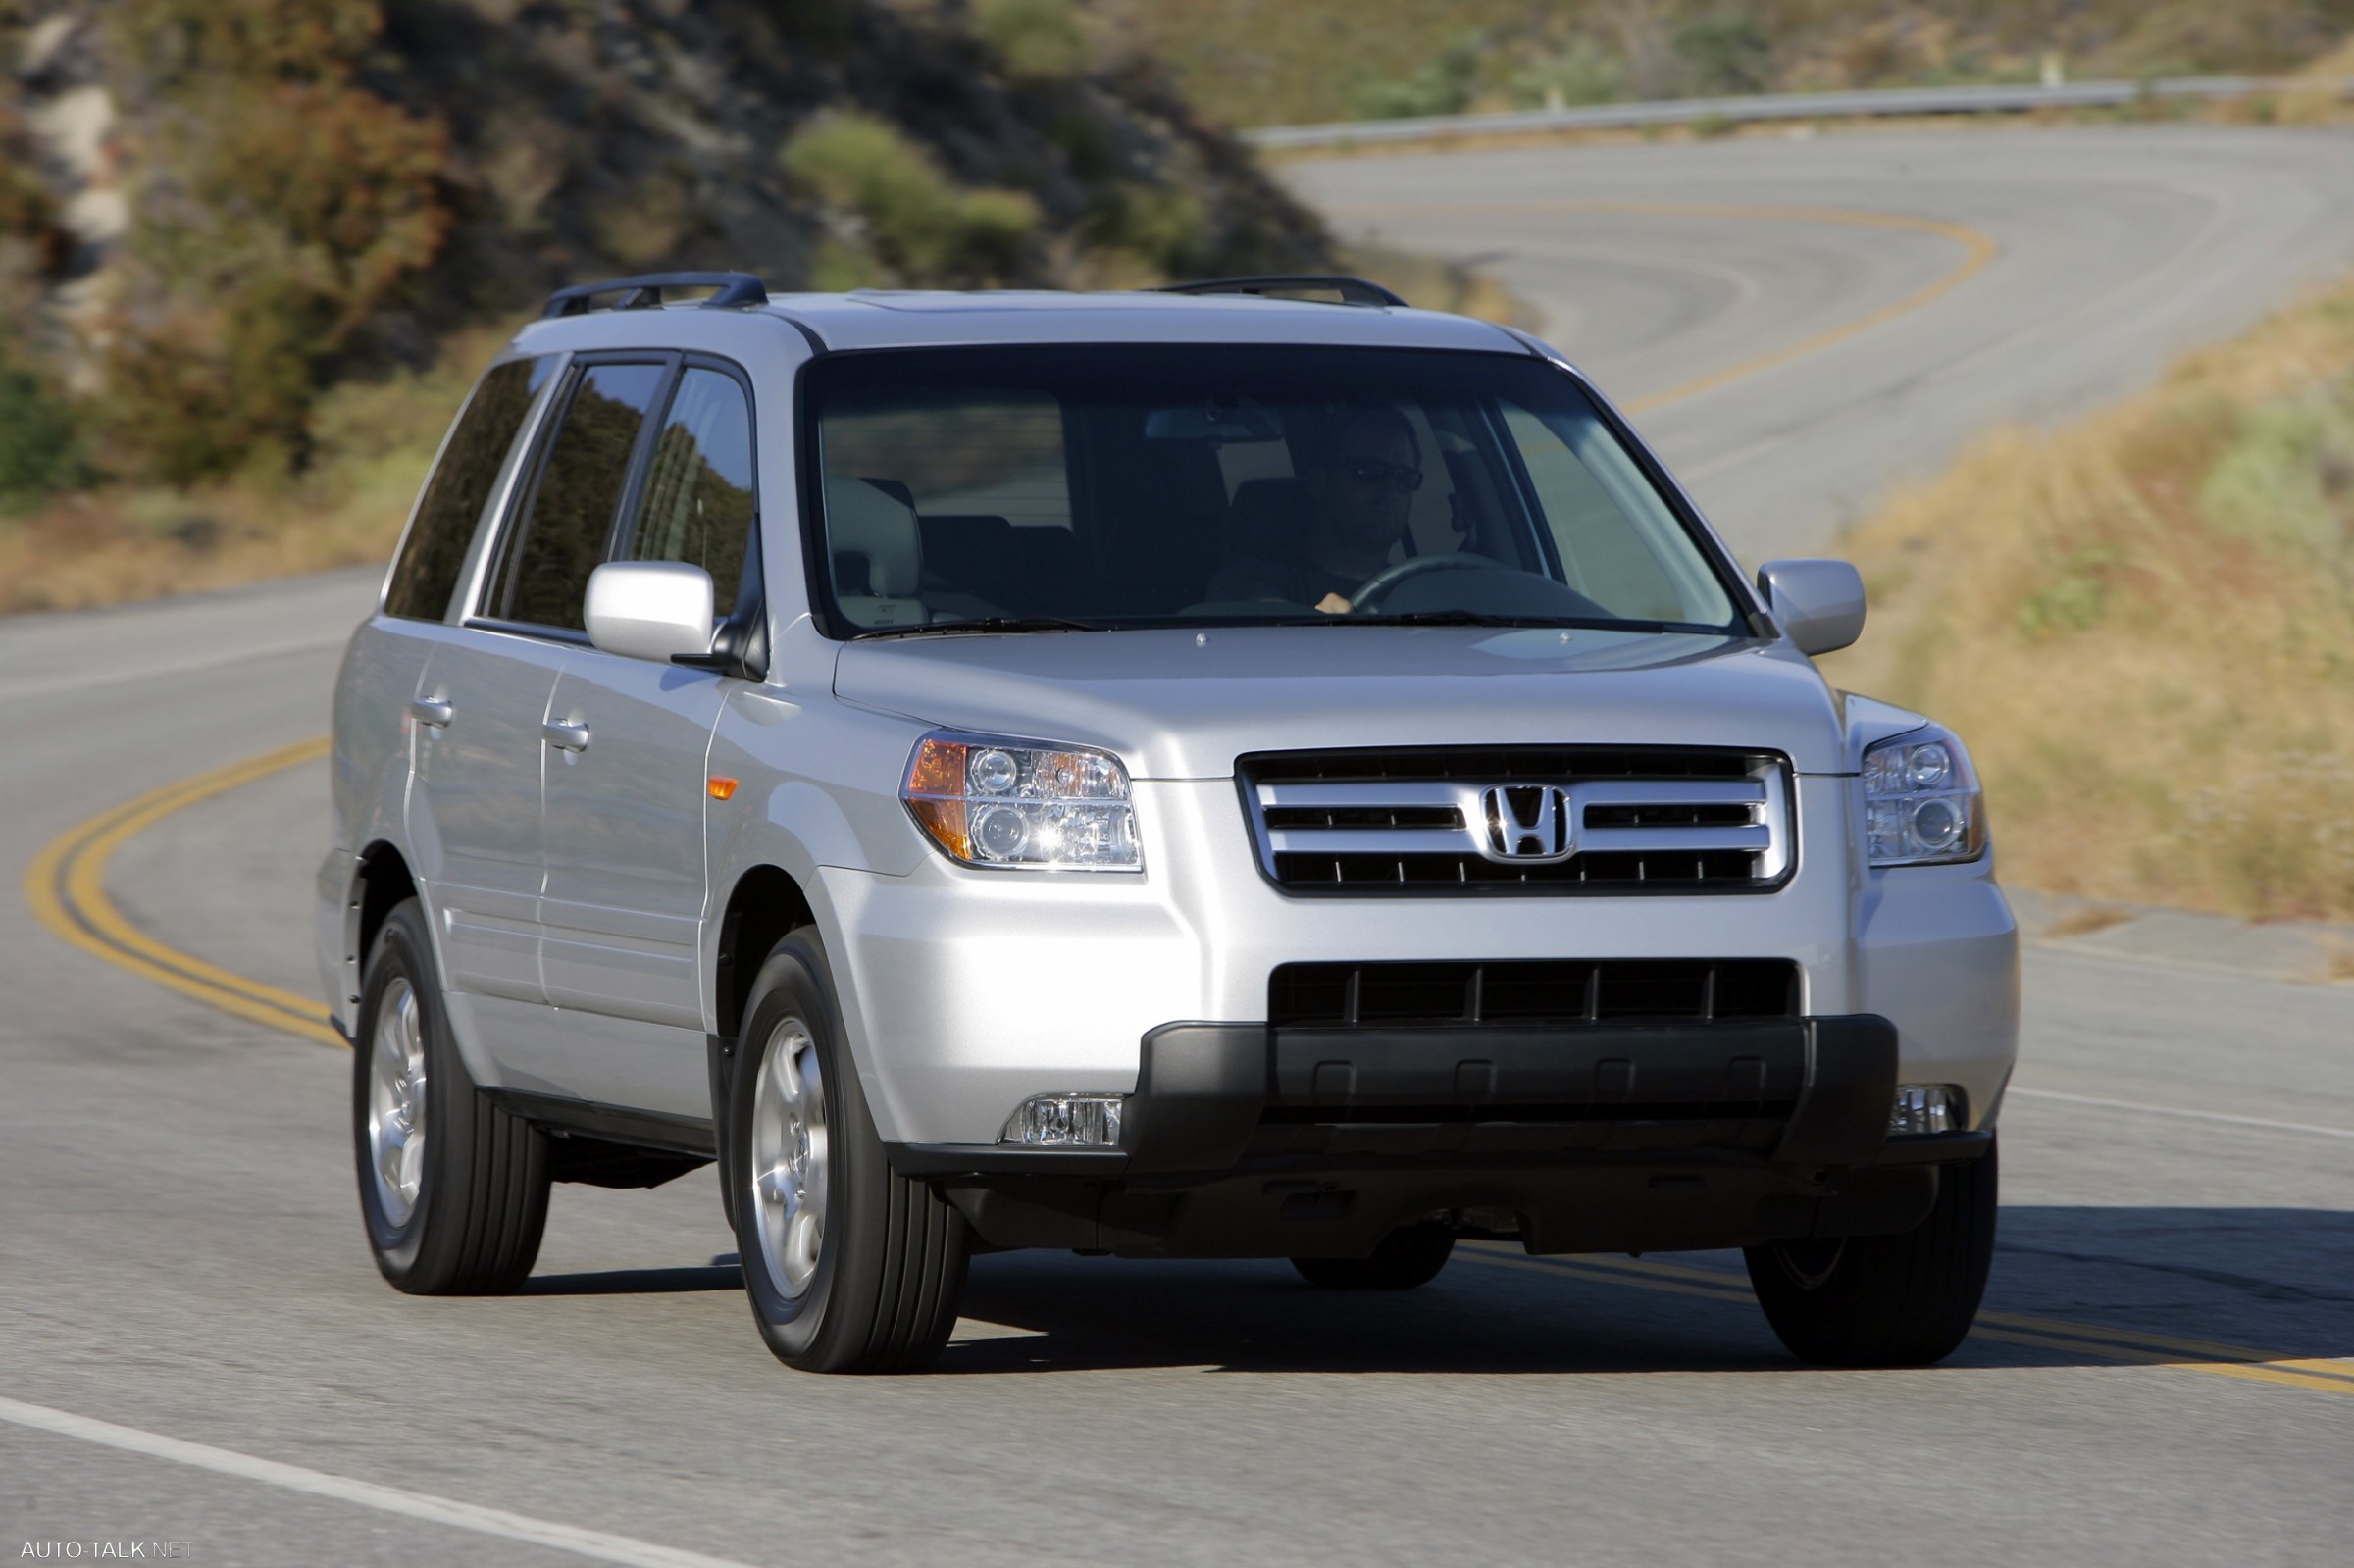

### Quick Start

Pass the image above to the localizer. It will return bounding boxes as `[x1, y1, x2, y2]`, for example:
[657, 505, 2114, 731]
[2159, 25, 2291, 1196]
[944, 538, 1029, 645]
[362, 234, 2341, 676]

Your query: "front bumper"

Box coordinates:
[888, 1013, 1990, 1258]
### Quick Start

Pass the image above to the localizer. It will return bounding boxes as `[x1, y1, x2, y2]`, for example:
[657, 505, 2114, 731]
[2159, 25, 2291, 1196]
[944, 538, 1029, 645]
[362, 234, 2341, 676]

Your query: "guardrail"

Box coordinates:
[1242, 76, 2354, 150]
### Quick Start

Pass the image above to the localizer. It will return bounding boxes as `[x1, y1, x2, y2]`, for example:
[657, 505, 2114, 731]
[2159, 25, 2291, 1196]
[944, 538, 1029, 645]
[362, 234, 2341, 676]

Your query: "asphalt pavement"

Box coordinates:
[3, 126, 2351, 1566]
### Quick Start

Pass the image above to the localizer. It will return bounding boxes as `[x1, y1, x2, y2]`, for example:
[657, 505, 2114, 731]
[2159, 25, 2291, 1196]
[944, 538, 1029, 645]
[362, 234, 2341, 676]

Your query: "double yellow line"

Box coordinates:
[1329, 198, 2004, 414]
[22, 200, 2341, 1401]
[23, 734, 342, 1047]
[22, 740, 2353, 1399]
[1461, 1246, 2354, 1397]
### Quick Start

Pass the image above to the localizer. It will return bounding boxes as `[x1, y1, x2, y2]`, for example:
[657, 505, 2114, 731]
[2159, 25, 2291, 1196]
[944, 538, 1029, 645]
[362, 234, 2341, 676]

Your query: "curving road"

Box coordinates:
[4, 126, 2352, 1566]
[1290, 124, 2354, 556]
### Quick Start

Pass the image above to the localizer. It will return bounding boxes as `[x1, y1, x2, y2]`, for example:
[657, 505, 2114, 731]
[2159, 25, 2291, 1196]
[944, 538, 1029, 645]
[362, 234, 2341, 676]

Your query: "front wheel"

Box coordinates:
[728, 930, 969, 1373]
[1745, 1138, 1999, 1367]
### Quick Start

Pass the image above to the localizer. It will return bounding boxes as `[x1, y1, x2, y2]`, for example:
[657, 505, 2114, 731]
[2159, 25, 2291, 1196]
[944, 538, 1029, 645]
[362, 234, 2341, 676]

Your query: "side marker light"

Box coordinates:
[708, 777, 739, 801]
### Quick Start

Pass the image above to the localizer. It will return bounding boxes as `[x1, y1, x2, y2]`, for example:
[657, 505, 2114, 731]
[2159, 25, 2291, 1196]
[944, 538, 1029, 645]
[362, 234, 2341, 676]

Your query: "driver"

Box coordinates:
[1209, 402, 1422, 613]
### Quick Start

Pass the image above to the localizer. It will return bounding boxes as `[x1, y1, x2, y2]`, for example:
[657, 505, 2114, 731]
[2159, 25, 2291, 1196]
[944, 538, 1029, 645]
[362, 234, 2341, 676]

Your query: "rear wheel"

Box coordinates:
[1745, 1138, 1998, 1367]
[1292, 1225, 1456, 1290]
[729, 930, 969, 1372]
[353, 898, 549, 1293]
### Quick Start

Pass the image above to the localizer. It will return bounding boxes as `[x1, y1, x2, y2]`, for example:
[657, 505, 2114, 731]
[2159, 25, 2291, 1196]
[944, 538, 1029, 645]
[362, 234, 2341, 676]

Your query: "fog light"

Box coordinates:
[1000, 1093, 1125, 1147]
[1890, 1084, 1964, 1136]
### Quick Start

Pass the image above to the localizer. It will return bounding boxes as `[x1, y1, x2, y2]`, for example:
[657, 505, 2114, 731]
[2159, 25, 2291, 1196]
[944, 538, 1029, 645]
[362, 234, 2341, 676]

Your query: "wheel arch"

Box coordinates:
[713, 862, 818, 1043]
[344, 841, 422, 1032]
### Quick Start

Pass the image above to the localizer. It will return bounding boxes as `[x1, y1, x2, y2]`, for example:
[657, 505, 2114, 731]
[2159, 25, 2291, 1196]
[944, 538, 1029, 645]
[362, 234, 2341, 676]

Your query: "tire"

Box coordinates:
[353, 898, 549, 1294]
[1292, 1225, 1456, 1290]
[728, 929, 969, 1373]
[1744, 1138, 1999, 1367]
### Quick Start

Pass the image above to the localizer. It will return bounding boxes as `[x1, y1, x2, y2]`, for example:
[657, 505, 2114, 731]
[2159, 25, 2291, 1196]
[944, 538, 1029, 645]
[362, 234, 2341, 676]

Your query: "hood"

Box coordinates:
[833, 626, 1852, 779]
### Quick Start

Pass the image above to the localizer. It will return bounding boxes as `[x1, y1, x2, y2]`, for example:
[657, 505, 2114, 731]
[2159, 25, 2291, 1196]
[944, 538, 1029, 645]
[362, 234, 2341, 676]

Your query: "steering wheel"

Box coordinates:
[1349, 553, 1494, 612]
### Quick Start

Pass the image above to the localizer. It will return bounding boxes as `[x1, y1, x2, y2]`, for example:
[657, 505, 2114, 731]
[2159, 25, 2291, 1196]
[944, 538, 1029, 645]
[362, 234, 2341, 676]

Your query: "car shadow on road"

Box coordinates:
[520, 1264, 742, 1295]
[922, 1206, 2354, 1378]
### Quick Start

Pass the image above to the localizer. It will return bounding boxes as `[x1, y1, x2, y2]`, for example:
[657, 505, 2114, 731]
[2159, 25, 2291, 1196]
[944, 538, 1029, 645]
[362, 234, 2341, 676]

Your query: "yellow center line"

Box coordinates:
[24, 735, 342, 1048]
[26, 744, 2353, 1397]
[1327, 198, 2003, 412]
[1458, 1243, 2354, 1394]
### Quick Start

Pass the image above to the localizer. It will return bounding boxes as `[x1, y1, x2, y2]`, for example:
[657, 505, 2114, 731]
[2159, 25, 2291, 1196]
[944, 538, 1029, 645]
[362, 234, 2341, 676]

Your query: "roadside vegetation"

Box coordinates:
[0, 0, 1542, 614]
[1115, 1, 2354, 129]
[0, 0, 1299, 603]
[1819, 278, 2354, 923]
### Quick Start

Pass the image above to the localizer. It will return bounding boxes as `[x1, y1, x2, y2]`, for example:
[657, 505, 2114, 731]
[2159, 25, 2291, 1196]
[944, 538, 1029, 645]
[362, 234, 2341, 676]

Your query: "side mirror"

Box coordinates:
[1756, 558, 1867, 656]
[585, 562, 715, 664]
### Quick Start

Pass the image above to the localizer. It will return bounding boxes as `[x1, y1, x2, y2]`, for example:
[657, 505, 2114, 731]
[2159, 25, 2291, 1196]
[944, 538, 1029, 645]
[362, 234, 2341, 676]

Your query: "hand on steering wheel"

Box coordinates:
[1347, 553, 1493, 613]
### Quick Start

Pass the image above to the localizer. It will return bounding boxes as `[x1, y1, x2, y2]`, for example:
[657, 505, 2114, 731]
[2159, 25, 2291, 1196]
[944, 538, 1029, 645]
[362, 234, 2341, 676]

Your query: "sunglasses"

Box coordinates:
[1332, 457, 1424, 493]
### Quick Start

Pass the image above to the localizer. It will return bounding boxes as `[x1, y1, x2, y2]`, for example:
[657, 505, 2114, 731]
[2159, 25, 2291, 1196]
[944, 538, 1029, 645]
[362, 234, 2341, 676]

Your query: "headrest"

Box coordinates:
[826, 477, 922, 597]
[1228, 477, 1314, 553]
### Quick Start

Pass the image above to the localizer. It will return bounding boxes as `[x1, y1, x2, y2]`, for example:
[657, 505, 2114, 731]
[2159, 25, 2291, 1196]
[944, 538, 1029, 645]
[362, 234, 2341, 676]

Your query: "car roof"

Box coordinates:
[512, 288, 1533, 358]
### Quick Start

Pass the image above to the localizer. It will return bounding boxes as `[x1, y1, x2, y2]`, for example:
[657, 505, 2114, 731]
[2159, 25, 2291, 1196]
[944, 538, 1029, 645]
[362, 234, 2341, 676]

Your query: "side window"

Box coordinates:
[384, 357, 547, 621]
[486, 361, 668, 631]
[623, 367, 755, 614]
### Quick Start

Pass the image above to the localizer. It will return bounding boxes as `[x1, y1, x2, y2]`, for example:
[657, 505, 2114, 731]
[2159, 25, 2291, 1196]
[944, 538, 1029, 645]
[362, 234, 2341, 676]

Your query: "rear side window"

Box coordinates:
[384, 357, 546, 622]
[486, 361, 668, 631]
[624, 367, 756, 614]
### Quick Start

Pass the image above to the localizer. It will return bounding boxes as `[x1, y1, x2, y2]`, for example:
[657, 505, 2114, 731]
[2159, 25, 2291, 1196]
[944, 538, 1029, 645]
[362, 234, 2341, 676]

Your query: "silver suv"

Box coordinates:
[322, 272, 2016, 1374]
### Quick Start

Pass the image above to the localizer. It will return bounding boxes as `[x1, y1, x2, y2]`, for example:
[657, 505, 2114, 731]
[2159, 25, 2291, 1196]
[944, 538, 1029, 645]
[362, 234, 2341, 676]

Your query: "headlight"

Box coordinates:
[901, 731, 1142, 871]
[1863, 724, 1985, 867]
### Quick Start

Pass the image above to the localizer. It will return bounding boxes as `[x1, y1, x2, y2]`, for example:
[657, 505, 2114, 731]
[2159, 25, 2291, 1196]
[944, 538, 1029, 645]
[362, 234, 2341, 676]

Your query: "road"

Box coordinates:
[1287, 124, 2354, 557]
[5, 126, 2352, 1566]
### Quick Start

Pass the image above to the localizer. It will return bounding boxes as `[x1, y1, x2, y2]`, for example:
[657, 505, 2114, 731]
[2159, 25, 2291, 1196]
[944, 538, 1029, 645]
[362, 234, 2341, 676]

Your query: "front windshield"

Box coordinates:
[804, 344, 1740, 634]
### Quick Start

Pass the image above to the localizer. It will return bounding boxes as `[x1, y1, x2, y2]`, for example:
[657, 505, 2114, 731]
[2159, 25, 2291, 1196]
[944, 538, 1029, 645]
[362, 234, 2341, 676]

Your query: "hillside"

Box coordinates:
[0, 0, 1365, 608]
[1116, 0, 2354, 129]
[0, 0, 1327, 485]
[1820, 278, 2354, 922]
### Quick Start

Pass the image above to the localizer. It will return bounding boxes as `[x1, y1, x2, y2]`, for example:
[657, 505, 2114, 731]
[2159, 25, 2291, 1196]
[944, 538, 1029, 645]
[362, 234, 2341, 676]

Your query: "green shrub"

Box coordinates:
[1511, 38, 1624, 108]
[0, 350, 83, 508]
[1348, 32, 1483, 120]
[781, 111, 1037, 285]
[974, 0, 1086, 84]
[1674, 9, 1773, 96]
[2197, 384, 2354, 553]
[1084, 183, 1204, 277]
[97, 0, 451, 483]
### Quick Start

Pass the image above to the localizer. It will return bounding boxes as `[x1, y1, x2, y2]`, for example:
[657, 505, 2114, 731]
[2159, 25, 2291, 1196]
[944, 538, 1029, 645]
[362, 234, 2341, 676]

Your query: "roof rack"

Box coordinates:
[1157, 275, 1408, 308]
[540, 272, 769, 319]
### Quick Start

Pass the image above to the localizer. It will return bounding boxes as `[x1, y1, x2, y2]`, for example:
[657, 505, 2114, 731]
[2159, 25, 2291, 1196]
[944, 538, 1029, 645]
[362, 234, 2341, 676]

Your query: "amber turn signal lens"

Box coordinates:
[906, 796, 972, 861]
[904, 737, 967, 798]
[708, 777, 739, 801]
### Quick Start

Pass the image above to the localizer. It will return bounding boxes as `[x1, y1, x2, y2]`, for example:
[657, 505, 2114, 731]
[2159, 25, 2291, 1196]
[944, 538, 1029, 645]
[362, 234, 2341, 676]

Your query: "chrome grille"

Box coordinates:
[1240, 747, 1792, 893]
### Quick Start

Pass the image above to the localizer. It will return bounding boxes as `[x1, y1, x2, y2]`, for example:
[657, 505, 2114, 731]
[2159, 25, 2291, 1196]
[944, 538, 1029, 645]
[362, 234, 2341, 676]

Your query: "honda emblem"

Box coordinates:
[1479, 784, 1574, 863]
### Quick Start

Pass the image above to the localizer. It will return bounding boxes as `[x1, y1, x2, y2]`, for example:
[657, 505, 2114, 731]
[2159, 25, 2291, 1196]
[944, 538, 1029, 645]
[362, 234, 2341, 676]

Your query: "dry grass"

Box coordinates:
[0, 330, 502, 615]
[2043, 904, 2138, 939]
[1819, 278, 2354, 921]
[0, 251, 1544, 617]
[1339, 240, 1544, 330]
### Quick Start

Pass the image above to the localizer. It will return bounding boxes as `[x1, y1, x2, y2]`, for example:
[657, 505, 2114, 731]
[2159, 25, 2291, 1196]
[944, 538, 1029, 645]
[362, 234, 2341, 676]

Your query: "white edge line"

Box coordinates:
[0, 632, 356, 702]
[0, 1395, 756, 1568]
[2010, 1087, 2354, 1140]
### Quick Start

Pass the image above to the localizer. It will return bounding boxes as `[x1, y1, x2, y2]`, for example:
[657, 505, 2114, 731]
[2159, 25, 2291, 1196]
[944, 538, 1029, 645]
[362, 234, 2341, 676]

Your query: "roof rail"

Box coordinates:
[540, 272, 769, 319]
[1157, 275, 1408, 308]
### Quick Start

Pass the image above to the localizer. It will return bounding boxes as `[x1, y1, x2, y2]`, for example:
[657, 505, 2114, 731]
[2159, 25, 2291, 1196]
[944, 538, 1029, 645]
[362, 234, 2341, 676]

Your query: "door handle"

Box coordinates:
[543, 719, 592, 753]
[410, 696, 454, 728]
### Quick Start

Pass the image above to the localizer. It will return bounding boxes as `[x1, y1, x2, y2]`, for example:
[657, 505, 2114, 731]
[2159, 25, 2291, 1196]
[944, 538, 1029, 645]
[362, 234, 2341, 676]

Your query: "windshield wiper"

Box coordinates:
[1336, 611, 1569, 629]
[1342, 610, 1704, 632]
[854, 615, 1105, 639]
